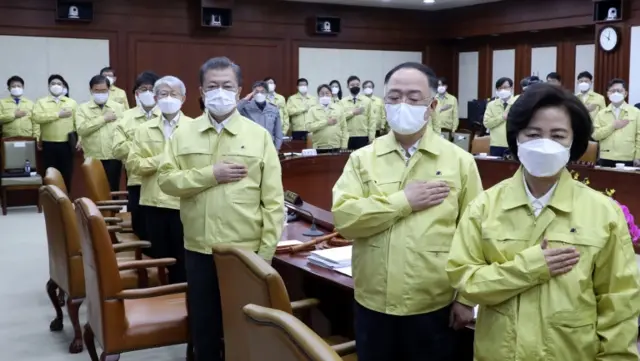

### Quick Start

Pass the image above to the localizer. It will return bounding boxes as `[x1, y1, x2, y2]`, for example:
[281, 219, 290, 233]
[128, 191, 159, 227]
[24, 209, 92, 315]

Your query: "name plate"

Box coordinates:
[284, 190, 303, 206]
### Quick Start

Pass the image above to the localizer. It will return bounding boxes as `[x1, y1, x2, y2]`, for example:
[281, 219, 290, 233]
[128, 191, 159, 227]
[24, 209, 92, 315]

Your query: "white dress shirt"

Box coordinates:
[523, 174, 557, 217]
[613, 105, 622, 119]
[402, 139, 422, 163]
[209, 112, 232, 133]
[163, 113, 180, 139]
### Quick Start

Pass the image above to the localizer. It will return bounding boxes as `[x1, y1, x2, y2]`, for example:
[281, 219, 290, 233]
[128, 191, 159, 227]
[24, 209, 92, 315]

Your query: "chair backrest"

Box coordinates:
[471, 135, 490, 154]
[81, 157, 111, 202]
[39, 185, 84, 298]
[243, 304, 343, 361]
[213, 245, 294, 361]
[2, 136, 37, 171]
[579, 141, 598, 163]
[75, 197, 124, 346]
[44, 168, 69, 195]
[452, 129, 474, 152]
[440, 128, 453, 141]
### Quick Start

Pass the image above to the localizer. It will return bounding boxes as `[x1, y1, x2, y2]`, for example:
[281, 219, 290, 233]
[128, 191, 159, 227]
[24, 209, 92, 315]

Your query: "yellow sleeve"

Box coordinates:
[112, 122, 131, 162]
[483, 102, 505, 130]
[76, 107, 106, 137]
[305, 109, 328, 133]
[27, 103, 39, 140]
[257, 132, 285, 260]
[457, 159, 483, 222]
[32, 100, 59, 124]
[452, 98, 459, 132]
[343, 99, 356, 120]
[281, 100, 290, 133]
[367, 102, 375, 141]
[286, 96, 304, 117]
[593, 206, 640, 361]
[446, 198, 551, 306]
[592, 110, 615, 141]
[0, 102, 15, 123]
[431, 112, 442, 133]
[635, 111, 640, 160]
[157, 139, 218, 199]
[596, 95, 607, 114]
[127, 129, 162, 176]
[340, 112, 349, 149]
[331, 155, 413, 239]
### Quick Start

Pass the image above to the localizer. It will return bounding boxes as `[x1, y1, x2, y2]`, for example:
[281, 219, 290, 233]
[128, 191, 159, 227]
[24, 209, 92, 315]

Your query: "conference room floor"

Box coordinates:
[1, 206, 185, 361]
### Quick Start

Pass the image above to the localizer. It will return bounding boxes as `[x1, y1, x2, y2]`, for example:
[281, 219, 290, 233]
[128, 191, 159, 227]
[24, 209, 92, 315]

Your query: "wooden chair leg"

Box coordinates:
[1, 187, 7, 216]
[46, 279, 63, 331]
[66, 298, 84, 353]
[58, 290, 65, 307]
[36, 188, 42, 213]
[84, 324, 100, 361]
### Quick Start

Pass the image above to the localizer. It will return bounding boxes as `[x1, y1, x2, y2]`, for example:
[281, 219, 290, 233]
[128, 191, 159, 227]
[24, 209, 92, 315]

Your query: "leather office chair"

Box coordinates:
[452, 129, 474, 152]
[578, 141, 598, 163]
[212, 245, 356, 361]
[0, 136, 42, 215]
[40, 185, 165, 354]
[440, 128, 453, 141]
[471, 135, 490, 154]
[243, 304, 357, 361]
[75, 197, 192, 361]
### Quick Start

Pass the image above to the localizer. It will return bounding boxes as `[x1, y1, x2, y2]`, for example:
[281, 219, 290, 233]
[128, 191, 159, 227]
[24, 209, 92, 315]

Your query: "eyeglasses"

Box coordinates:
[136, 86, 153, 92]
[156, 90, 183, 98]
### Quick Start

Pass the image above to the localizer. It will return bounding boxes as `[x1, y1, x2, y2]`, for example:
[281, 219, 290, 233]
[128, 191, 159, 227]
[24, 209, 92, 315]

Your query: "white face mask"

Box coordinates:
[331, 86, 340, 95]
[50, 85, 64, 96]
[385, 103, 428, 135]
[298, 86, 308, 94]
[158, 97, 182, 114]
[497, 89, 512, 100]
[92, 93, 109, 105]
[137, 91, 156, 107]
[205, 89, 237, 116]
[63, 88, 68, 96]
[10, 87, 23, 97]
[608, 92, 625, 104]
[106, 76, 116, 86]
[518, 138, 570, 177]
[363, 88, 374, 95]
[437, 86, 446, 94]
[267, 83, 276, 92]
[254, 93, 266, 103]
[319, 96, 331, 106]
[578, 82, 590, 92]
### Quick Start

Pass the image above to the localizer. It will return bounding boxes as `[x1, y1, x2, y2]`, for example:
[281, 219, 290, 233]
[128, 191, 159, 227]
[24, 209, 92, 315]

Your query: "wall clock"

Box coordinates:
[599, 26, 619, 52]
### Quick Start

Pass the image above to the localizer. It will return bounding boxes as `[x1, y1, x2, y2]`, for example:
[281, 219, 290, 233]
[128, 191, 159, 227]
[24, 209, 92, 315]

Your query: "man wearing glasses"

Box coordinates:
[331, 62, 483, 361]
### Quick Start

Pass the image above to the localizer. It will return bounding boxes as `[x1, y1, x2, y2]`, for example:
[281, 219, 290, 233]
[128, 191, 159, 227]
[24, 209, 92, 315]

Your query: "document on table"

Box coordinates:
[335, 266, 352, 277]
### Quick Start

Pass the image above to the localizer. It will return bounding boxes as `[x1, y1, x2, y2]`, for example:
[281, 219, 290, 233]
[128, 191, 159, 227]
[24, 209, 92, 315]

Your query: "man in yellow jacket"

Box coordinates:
[433, 77, 459, 132]
[286, 78, 317, 134]
[264, 76, 290, 135]
[0, 76, 39, 140]
[33, 74, 78, 191]
[362, 80, 387, 137]
[484, 77, 516, 157]
[305, 84, 348, 151]
[112, 71, 160, 242]
[576, 71, 606, 119]
[332, 62, 483, 361]
[158, 57, 284, 361]
[341, 75, 375, 150]
[592, 78, 640, 167]
[76, 75, 125, 192]
[100, 66, 130, 110]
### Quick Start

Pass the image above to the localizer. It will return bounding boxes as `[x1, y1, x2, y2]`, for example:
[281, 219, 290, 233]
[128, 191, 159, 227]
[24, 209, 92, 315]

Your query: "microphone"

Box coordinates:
[285, 201, 325, 237]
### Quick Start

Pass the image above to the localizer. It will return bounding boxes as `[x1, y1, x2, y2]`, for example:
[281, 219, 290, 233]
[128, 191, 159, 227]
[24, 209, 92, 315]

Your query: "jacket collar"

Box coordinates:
[149, 111, 184, 129]
[88, 99, 117, 110]
[375, 125, 441, 157]
[502, 167, 573, 213]
[195, 109, 242, 135]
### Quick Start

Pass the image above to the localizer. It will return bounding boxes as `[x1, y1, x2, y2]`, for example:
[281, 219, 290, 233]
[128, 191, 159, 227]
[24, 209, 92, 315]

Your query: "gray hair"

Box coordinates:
[252, 81, 268, 90]
[153, 75, 186, 95]
[199, 57, 243, 85]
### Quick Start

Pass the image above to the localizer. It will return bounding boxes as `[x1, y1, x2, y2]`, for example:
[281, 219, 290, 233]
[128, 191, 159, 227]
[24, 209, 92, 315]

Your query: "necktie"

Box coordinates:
[14, 98, 20, 105]
[503, 102, 508, 109]
[353, 97, 357, 104]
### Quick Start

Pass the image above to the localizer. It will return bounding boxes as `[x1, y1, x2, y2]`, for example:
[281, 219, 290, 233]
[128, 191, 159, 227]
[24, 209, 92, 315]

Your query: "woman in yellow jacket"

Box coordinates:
[305, 84, 348, 152]
[446, 84, 640, 361]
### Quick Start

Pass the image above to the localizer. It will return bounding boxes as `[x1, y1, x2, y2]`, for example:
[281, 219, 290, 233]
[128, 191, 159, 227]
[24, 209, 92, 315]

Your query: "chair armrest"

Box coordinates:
[114, 282, 187, 300]
[290, 298, 320, 311]
[117, 258, 176, 271]
[110, 191, 129, 198]
[330, 340, 356, 356]
[112, 241, 151, 253]
[96, 200, 128, 206]
[104, 217, 124, 224]
[97, 205, 123, 212]
[107, 225, 123, 233]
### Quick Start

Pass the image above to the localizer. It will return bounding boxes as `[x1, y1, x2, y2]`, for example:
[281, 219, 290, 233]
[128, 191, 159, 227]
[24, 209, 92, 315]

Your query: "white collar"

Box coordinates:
[163, 113, 180, 125]
[523, 173, 557, 216]
[402, 138, 422, 161]
[140, 106, 156, 119]
[209, 111, 232, 133]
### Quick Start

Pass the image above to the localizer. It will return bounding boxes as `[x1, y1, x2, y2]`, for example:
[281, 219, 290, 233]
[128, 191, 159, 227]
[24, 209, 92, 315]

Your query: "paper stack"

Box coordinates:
[307, 246, 352, 270]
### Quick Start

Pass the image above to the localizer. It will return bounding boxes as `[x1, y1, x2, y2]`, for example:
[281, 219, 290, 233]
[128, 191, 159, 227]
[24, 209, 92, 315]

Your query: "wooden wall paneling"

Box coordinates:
[594, 24, 632, 94]
[423, 41, 456, 94]
[477, 44, 493, 100]
[514, 43, 532, 86]
[557, 40, 576, 88]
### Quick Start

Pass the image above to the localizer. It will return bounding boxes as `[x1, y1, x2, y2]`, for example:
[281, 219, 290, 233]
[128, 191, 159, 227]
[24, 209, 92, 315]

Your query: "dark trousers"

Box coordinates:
[598, 158, 634, 167]
[355, 302, 456, 361]
[185, 250, 224, 361]
[489, 146, 509, 157]
[42, 141, 74, 192]
[145, 206, 186, 283]
[348, 136, 369, 150]
[126, 185, 147, 241]
[100, 159, 122, 192]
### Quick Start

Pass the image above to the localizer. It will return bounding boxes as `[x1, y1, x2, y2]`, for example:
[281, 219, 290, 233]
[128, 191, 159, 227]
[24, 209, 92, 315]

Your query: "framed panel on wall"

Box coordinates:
[531, 47, 557, 79]
[457, 51, 479, 119]
[491, 49, 515, 92]
[574, 44, 595, 94]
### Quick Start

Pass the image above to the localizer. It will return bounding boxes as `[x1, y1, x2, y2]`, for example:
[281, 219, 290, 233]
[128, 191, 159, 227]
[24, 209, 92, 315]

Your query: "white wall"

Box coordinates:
[457, 51, 479, 118]
[492, 49, 516, 92]
[574, 44, 595, 94]
[0, 36, 110, 104]
[531, 46, 557, 79]
[298, 48, 422, 98]
[629, 27, 640, 106]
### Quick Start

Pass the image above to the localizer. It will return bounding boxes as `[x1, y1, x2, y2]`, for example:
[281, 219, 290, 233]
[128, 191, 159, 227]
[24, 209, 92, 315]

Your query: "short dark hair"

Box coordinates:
[363, 80, 374, 88]
[99, 66, 113, 75]
[297, 78, 308, 86]
[252, 81, 268, 90]
[495, 77, 513, 89]
[528, 76, 541, 85]
[577, 71, 593, 81]
[317, 84, 331, 94]
[438, 77, 448, 86]
[48, 74, 65, 85]
[520, 77, 530, 89]
[507, 83, 592, 162]
[546, 72, 561, 82]
[133, 71, 160, 94]
[607, 78, 626, 90]
[384, 62, 438, 92]
[347, 75, 360, 84]
[89, 75, 110, 88]
[62, 79, 70, 97]
[7, 76, 24, 88]
[199, 57, 242, 86]
[263, 77, 275, 83]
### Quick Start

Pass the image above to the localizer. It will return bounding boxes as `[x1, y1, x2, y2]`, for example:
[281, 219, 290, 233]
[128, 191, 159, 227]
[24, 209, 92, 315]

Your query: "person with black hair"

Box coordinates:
[112, 70, 160, 243]
[33, 74, 78, 191]
[239, 81, 283, 150]
[576, 71, 606, 119]
[523, 75, 541, 92]
[362, 80, 387, 136]
[447, 83, 640, 361]
[329, 79, 343, 102]
[77, 74, 125, 192]
[100, 66, 130, 110]
[433, 77, 459, 132]
[592, 78, 640, 167]
[0, 75, 39, 139]
[546, 72, 562, 86]
[483, 77, 516, 157]
[340, 75, 374, 150]
[332, 62, 483, 361]
[286, 78, 317, 133]
[61, 78, 70, 98]
[305, 84, 348, 151]
[264, 77, 290, 135]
